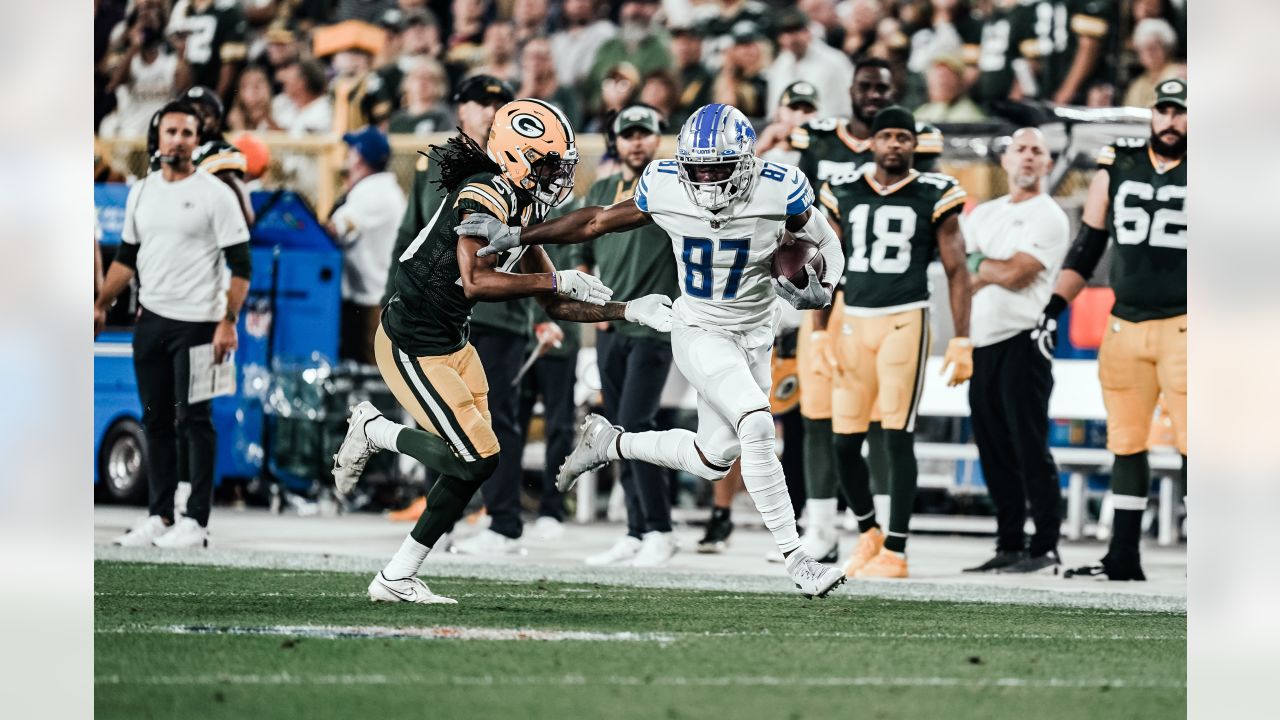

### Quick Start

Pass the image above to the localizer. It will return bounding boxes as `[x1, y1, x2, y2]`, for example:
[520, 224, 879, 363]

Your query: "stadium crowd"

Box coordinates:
[95, 0, 1189, 141]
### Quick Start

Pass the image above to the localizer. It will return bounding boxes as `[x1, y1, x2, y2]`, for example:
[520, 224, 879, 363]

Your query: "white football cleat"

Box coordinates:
[450, 529, 522, 556]
[557, 414, 621, 492]
[368, 572, 457, 604]
[585, 535, 642, 566]
[631, 531, 678, 568]
[113, 515, 171, 547]
[528, 516, 565, 541]
[785, 548, 847, 598]
[151, 517, 209, 549]
[332, 401, 382, 496]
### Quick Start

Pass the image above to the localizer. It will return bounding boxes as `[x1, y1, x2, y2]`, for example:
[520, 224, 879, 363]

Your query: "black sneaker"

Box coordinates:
[1064, 552, 1146, 581]
[998, 550, 1062, 574]
[963, 550, 1027, 573]
[697, 512, 734, 554]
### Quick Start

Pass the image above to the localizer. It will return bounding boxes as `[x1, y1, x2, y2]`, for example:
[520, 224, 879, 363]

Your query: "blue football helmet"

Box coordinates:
[675, 104, 758, 211]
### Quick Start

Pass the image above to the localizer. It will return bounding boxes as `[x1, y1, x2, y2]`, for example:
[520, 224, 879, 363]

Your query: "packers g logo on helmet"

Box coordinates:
[488, 99, 580, 207]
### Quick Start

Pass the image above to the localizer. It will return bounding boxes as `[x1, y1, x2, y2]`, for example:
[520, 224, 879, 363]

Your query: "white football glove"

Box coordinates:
[456, 214, 522, 257]
[773, 266, 832, 310]
[554, 270, 613, 306]
[624, 294, 674, 333]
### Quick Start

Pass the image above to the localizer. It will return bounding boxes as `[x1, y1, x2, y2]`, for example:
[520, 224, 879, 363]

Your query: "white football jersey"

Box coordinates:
[635, 158, 815, 334]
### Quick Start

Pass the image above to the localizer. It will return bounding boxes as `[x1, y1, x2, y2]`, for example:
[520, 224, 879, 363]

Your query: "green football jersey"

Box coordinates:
[1097, 138, 1187, 322]
[973, 0, 1044, 106]
[1043, 0, 1118, 104]
[821, 168, 967, 311]
[382, 171, 544, 356]
[791, 118, 944, 189]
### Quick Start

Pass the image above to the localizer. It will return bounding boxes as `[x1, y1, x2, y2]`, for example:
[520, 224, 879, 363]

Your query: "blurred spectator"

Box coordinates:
[668, 22, 713, 130]
[517, 38, 582, 129]
[260, 20, 303, 92]
[866, 14, 911, 65]
[274, 59, 334, 135]
[445, 0, 491, 68]
[329, 126, 406, 364]
[167, 0, 249, 100]
[371, 10, 452, 123]
[512, 0, 552, 47]
[587, 62, 641, 132]
[915, 55, 986, 123]
[335, 0, 399, 23]
[227, 65, 281, 132]
[1129, 0, 1187, 59]
[713, 23, 770, 125]
[95, 0, 130, 129]
[549, 0, 617, 90]
[99, 2, 190, 138]
[470, 21, 520, 84]
[905, 0, 983, 107]
[1121, 19, 1185, 108]
[1085, 80, 1115, 108]
[1046, 0, 1118, 106]
[331, 46, 390, 132]
[972, 0, 1042, 109]
[838, 0, 884, 57]
[638, 71, 680, 123]
[756, 81, 820, 165]
[767, 8, 854, 119]
[586, 0, 671, 116]
[388, 57, 455, 133]
[798, 0, 842, 47]
[696, 0, 772, 71]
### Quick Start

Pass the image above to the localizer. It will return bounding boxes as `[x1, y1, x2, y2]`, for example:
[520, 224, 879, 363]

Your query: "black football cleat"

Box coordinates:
[1064, 552, 1146, 581]
[998, 550, 1062, 575]
[697, 513, 734, 554]
[963, 550, 1028, 573]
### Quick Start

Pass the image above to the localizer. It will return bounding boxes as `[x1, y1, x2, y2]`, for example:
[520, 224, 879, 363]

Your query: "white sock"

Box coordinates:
[382, 534, 430, 579]
[365, 415, 404, 451]
[806, 497, 837, 537]
[873, 493, 891, 524]
[739, 415, 800, 554]
[619, 429, 727, 481]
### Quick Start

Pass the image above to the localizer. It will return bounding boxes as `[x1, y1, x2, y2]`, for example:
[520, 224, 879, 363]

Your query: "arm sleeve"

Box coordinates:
[792, 207, 845, 289]
[1063, 222, 1109, 280]
[223, 241, 252, 279]
[114, 242, 139, 270]
[785, 167, 815, 217]
[211, 179, 251, 249]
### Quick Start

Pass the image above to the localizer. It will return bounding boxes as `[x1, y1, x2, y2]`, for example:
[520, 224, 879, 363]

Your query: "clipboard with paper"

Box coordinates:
[188, 343, 237, 403]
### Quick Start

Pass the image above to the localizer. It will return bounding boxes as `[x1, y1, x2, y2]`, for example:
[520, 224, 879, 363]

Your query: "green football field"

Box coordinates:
[95, 561, 1186, 720]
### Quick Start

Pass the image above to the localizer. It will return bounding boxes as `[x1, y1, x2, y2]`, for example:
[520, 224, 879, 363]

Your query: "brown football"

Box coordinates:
[771, 235, 824, 289]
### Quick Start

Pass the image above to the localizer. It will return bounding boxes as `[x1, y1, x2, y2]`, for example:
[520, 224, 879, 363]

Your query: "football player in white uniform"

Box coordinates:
[457, 103, 849, 597]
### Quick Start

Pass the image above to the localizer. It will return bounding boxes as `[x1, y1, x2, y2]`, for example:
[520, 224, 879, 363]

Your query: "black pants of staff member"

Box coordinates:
[597, 331, 675, 538]
[472, 328, 529, 539]
[969, 330, 1061, 556]
[132, 309, 218, 527]
[517, 354, 577, 522]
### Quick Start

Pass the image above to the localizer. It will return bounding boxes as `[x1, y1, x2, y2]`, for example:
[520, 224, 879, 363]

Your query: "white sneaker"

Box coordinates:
[450, 529, 522, 556]
[113, 515, 171, 547]
[585, 535, 642, 566]
[151, 517, 209, 549]
[529, 516, 565, 541]
[785, 548, 847, 598]
[799, 529, 839, 564]
[765, 547, 785, 563]
[557, 414, 621, 492]
[332, 401, 382, 496]
[368, 572, 457, 604]
[631, 531, 677, 568]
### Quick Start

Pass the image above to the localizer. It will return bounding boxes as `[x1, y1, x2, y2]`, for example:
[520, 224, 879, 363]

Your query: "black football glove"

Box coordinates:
[1031, 294, 1068, 361]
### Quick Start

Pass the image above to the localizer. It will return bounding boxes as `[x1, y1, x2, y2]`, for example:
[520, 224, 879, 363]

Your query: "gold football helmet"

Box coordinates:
[487, 99, 579, 207]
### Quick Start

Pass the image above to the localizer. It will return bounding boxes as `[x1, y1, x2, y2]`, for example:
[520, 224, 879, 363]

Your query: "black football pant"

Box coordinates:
[471, 328, 528, 539]
[132, 309, 218, 527]
[518, 354, 577, 521]
[969, 330, 1061, 556]
[597, 332, 675, 537]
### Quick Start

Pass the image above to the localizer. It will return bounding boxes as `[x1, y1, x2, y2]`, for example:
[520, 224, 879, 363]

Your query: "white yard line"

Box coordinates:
[93, 672, 1186, 690]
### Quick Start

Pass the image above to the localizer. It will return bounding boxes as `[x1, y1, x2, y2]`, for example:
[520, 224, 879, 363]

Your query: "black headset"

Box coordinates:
[147, 100, 203, 165]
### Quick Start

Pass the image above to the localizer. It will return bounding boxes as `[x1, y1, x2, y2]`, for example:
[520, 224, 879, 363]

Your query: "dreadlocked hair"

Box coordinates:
[425, 129, 502, 194]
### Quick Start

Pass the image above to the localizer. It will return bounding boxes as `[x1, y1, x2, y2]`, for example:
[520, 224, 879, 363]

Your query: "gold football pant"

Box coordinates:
[1098, 314, 1187, 455]
[832, 308, 930, 434]
[374, 325, 501, 460]
[797, 294, 842, 420]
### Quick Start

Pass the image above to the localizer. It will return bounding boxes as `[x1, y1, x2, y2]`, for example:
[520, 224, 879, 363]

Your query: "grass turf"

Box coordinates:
[95, 561, 1185, 720]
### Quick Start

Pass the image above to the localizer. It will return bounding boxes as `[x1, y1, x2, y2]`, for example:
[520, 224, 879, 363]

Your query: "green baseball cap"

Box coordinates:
[1153, 78, 1186, 109]
[613, 105, 663, 135]
[780, 80, 819, 110]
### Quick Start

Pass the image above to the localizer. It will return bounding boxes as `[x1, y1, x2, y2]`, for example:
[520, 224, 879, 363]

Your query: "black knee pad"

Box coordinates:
[460, 452, 501, 484]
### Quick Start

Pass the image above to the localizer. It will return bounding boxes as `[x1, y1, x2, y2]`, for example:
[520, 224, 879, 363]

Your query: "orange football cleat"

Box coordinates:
[854, 548, 909, 579]
[843, 526, 885, 577]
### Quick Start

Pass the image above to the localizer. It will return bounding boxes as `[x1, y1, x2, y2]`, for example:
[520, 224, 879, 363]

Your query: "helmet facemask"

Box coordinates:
[526, 150, 578, 207]
[677, 155, 757, 212]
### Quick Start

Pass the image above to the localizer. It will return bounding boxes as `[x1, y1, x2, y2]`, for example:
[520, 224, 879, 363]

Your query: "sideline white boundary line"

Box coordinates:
[93, 672, 1187, 690]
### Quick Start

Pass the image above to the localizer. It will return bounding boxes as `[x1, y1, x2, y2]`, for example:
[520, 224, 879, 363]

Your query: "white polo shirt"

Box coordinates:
[122, 169, 250, 322]
[330, 172, 407, 307]
[963, 192, 1070, 348]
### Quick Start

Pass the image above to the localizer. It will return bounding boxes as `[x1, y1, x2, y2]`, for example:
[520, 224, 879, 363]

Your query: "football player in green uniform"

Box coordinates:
[787, 58, 944, 563]
[1042, 79, 1188, 581]
[331, 99, 674, 603]
[817, 107, 973, 580]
